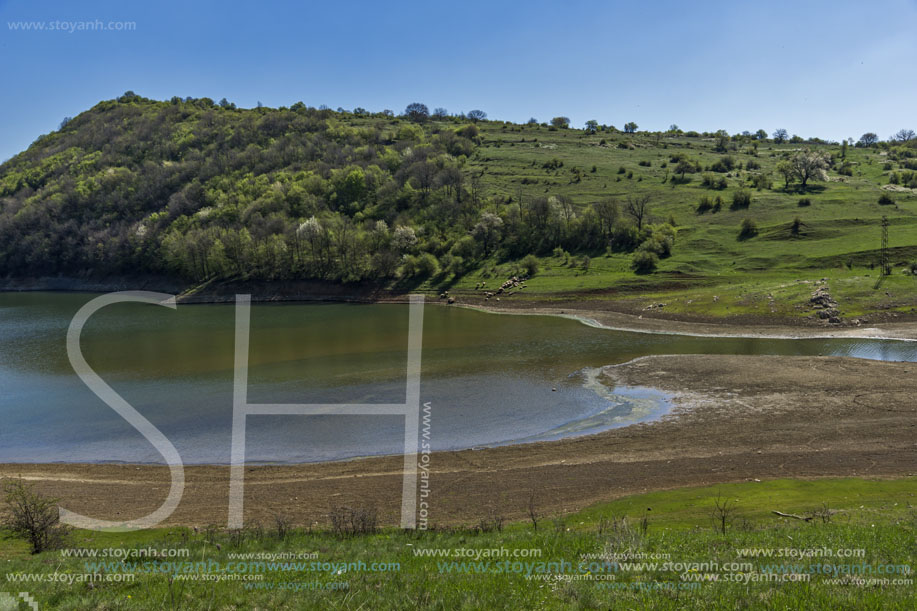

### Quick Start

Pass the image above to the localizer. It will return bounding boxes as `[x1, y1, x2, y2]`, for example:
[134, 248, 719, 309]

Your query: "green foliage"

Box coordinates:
[520, 254, 539, 276]
[730, 189, 752, 210]
[878, 193, 896, 206]
[738, 218, 758, 240]
[631, 249, 658, 273]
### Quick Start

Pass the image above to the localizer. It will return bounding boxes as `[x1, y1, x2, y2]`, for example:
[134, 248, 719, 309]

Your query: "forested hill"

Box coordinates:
[0, 93, 491, 283]
[2, 93, 915, 307]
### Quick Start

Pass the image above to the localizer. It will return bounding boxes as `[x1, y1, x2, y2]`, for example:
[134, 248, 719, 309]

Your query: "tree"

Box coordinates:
[668, 124, 680, 132]
[858, 132, 879, 147]
[584, 119, 598, 134]
[776, 160, 794, 189]
[467, 109, 487, 122]
[472, 212, 504, 255]
[674, 158, 696, 180]
[791, 149, 830, 188]
[772, 128, 788, 143]
[755, 129, 768, 140]
[3, 479, 69, 554]
[624, 122, 638, 133]
[58, 116, 72, 130]
[625, 194, 651, 230]
[404, 102, 430, 122]
[432, 107, 449, 118]
[550, 116, 570, 129]
[892, 128, 915, 142]
[526, 117, 538, 125]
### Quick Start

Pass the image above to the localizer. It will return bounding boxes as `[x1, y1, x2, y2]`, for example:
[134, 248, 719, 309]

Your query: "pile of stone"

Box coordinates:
[810, 284, 841, 323]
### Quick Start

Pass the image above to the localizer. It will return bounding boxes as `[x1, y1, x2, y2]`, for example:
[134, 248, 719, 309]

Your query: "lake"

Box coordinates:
[1, 292, 915, 464]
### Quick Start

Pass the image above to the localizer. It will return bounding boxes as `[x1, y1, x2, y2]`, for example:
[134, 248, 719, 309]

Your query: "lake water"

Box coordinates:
[1, 292, 915, 464]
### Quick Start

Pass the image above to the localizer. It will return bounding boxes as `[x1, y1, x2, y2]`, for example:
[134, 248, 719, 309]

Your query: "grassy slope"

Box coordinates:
[2, 478, 914, 609]
[418, 123, 917, 320]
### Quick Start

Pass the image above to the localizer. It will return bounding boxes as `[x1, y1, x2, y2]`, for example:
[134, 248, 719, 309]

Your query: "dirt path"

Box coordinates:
[2, 355, 915, 528]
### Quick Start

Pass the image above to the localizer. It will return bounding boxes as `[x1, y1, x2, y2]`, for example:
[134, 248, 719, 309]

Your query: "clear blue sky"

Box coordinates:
[1, 0, 915, 162]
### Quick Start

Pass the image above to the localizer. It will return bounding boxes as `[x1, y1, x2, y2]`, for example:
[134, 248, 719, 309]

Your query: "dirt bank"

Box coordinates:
[2, 355, 914, 528]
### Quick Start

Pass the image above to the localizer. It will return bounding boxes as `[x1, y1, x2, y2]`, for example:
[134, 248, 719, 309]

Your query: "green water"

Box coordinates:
[1, 292, 914, 464]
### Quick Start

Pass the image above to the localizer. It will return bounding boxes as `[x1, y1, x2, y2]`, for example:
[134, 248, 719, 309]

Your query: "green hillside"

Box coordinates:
[2, 93, 915, 319]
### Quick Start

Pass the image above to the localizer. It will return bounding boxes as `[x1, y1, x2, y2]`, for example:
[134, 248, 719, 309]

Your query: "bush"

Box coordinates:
[631, 250, 659, 274]
[797, 197, 811, 207]
[745, 159, 761, 171]
[2, 480, 69, 554]
[521, 254, 539, 276]
[701, 173, 728, 189]
[329, 504, 378, 537]
[738, 218, 758, 240]
[696, 196, 713, 214]
[731, 189, 752, 210]
[617, 166, 626, 174]
[878, 193, 895, 206]
[751, 173, 771, 190]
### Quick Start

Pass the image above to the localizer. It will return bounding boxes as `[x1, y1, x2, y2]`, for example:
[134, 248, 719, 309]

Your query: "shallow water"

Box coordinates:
[1, 292, 915, 464]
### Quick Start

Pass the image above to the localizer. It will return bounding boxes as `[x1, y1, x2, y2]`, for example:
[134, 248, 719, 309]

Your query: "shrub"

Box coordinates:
[617, 166, 626, 174]
[738, 218, 758, 240]
[731, 189, 752, 210]
[521, 254, 539, 277]
[2, 480, 69, 554]
[638, 160, 651, 167]
[745, 159, 761, 171]
[709, 156, 735, 173]
[701, 173, 728, 189]
[631, 250, 659, 274]
[751, 173, 771, 190]
[696, 195, 713, 214]
[878, 193, 895, 206]
[329, 504, 378, 537]
[798, 197, 811, 207]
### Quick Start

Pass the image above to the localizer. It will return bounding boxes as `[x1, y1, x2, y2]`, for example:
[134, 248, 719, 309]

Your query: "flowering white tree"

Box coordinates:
[791, 150, 830, 189]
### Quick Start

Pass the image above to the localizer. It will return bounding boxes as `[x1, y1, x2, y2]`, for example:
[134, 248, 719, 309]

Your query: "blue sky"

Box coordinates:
[1, 0, 915, 162]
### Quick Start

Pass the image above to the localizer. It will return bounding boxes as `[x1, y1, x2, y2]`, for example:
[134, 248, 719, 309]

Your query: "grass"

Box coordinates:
[402, 122, 917, 320]
[2, 477, 914, 609]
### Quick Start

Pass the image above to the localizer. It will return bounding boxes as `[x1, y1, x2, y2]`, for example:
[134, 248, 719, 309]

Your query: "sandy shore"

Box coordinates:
[2, 355, 914, 528]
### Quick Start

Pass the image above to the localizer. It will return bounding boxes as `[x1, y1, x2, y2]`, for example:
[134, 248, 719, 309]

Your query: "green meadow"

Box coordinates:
[2, 478, 914, 609]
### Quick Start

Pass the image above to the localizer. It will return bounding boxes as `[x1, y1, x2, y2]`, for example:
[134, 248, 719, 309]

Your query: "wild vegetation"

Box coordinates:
[2, 93, 916, 318]
[1, 478, 913, 609]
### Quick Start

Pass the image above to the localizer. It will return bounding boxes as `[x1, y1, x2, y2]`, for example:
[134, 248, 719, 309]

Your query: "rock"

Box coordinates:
[447, 296, 455, 304]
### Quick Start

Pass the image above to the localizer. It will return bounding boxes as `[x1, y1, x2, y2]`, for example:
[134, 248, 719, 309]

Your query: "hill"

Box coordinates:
[2, 93, 916, 320]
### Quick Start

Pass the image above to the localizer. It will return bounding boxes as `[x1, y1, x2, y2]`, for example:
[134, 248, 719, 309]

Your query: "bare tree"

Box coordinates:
[772, 128, 788, 143]
[892, 128, 915, 142]
[858, 132, 879, 147]
[527, 490, 540, 531]
[592, 199, 620, 240]
[712, 494, 734, 535]
[467, 109, 487, 122]
[625, 194, 651, 230]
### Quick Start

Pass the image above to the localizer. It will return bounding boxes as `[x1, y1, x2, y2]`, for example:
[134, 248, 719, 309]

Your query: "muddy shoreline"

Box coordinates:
[2, 355, 914, 528]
